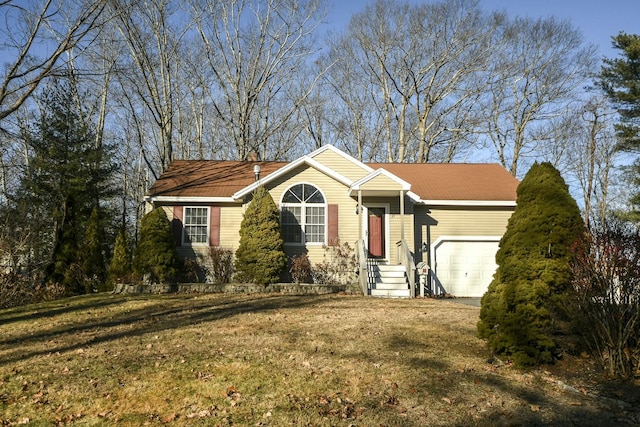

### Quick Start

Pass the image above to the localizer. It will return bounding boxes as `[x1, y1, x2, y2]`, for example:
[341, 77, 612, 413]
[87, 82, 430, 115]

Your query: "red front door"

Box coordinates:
[368, 208, 385, 258]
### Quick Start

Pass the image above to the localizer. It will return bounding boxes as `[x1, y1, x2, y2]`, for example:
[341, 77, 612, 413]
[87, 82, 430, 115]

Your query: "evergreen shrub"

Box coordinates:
[478, 162, 585, 366]
[234, 187, 287, 284]
[108, 225, 133, 286]
[82, 207, 108, 292]
[133, 208, 182, 283]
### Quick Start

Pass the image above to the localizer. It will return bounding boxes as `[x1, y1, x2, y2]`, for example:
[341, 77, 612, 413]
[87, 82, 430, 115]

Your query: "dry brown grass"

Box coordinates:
[0, 292, 638, 426]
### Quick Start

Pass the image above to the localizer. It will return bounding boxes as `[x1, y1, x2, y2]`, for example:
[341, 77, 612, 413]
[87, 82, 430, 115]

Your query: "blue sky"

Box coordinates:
[327, 0, 640, 59]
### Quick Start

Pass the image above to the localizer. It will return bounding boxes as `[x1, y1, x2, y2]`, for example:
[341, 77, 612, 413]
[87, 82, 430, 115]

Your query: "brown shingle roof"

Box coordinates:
[147, 159, 518, 202]
[147, 160, 287, 198]
[368, 163, 518, 201]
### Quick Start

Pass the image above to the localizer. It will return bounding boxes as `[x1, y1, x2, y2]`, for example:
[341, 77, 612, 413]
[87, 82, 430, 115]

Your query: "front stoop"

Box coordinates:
[369, 263, 411, 298]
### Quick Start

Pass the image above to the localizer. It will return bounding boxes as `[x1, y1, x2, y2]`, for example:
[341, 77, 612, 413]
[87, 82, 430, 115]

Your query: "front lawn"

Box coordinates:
[0, 293, 637, 426]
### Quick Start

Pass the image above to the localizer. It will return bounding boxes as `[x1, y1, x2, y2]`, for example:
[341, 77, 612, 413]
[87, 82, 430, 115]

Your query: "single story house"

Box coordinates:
[144, 144, 518, 297]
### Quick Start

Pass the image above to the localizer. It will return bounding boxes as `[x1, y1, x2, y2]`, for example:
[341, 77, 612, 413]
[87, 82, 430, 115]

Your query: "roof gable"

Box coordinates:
[308, 145, 373, 180]
[350, 168, 411, 192]
[232, 155, 354, 199]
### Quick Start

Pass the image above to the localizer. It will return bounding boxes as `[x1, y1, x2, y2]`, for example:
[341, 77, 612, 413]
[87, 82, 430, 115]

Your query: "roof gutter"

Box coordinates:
[421, 199, 516, 207]
[144, 195, 239, 204]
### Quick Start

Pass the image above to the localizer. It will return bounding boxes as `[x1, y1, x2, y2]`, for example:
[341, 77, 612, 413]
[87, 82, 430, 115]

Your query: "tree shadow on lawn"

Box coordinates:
[385, 333, 637, 427]
[0, 293, 126, 325]
[0, 293, 319, 365]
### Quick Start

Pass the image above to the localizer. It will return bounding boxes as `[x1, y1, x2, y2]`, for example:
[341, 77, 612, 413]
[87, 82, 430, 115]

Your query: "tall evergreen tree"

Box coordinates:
[234, 186, 287, 284]
[599, 33, 640, 212]
[11, 74, 117, 294]
[478, 162, 584, 366]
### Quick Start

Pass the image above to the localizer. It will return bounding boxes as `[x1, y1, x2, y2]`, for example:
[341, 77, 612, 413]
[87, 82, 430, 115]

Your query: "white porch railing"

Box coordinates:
[396, 239, 416, 296]
[356, 239, 369, 295]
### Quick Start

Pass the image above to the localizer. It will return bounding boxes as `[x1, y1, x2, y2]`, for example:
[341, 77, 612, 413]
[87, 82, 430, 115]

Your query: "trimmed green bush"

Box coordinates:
[478, 162, 584, 366]
[234, 186, 287, 284]
[133, 208, 182, 283]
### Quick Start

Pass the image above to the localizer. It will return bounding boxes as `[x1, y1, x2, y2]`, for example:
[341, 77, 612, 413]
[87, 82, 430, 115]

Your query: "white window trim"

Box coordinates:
[182, 206, 210, 246]
[280, 183, 328, 246]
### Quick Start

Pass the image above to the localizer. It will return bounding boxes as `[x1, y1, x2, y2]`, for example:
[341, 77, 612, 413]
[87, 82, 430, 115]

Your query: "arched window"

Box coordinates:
[280, 183, 326, 244]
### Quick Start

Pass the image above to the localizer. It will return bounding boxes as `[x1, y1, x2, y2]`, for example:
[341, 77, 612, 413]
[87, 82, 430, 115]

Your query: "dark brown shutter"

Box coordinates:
[172, 206, 183, 246]
[328, 204, 339, 246]
[209, 206, 221, 246]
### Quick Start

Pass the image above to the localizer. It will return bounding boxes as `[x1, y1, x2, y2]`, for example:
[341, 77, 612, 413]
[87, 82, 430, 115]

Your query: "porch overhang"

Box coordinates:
[348, 168, 413, 197]
[351, 168, 416, 252]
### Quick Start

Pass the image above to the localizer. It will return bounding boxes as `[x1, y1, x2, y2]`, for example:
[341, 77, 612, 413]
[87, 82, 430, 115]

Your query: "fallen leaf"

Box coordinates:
[162, 413, 177, 423]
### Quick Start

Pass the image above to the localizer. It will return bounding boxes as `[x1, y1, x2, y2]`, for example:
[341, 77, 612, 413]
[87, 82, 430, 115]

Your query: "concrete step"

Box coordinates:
[372, 281, 408, 290]
[371, 288, 411, 298]
[376, 264, 406, 272]
[374, 276, 407, 285]
[375, 270, 406, 279]
[368, 262, 410, 298]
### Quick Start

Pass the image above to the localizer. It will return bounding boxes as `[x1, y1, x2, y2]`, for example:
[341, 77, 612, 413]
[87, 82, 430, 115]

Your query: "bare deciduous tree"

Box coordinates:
[326, 0, 498, 163]
[483, 16, 597, 176]
[109, 0, 191, 176]
[570, 217, 640, 379]
[0, 0, 106, 122]
[191, 0, 326, 161]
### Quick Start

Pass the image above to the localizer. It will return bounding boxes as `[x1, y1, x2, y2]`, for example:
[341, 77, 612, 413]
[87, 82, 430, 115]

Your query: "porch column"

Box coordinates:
[400, 190, 405, 241]
[358, 189, 363, 243]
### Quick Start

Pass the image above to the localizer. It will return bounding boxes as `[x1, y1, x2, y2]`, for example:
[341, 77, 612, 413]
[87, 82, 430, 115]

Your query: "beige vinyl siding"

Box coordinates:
[425, 206, 513, 244]
[387, 212, 414, 265]
[312, 149, 370, 182]
[359, 174, 404, 191]
[219, 205, 243, 248]
[156, 203, 244, 259]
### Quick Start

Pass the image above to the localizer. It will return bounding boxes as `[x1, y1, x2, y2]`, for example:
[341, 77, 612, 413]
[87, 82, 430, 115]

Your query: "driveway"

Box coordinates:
[449, 297, 481, 307]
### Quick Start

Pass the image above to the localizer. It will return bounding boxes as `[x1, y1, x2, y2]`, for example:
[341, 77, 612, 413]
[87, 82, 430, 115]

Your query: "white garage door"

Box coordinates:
[434, 240, 499, 297]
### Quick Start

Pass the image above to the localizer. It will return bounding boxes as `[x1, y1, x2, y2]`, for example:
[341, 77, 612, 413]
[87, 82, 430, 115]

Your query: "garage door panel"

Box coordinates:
[435, 240, 499, 297]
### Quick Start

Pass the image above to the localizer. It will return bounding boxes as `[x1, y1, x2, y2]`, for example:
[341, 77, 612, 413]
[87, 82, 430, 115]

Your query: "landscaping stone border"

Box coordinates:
[113, 282, 362, 295]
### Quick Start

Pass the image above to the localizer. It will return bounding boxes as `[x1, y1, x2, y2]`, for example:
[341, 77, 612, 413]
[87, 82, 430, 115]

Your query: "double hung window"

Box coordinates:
[183, 207, 209, 244]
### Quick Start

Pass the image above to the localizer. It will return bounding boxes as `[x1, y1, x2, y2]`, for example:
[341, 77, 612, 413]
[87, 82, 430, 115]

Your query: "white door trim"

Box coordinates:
[363, 203, 391, 261]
